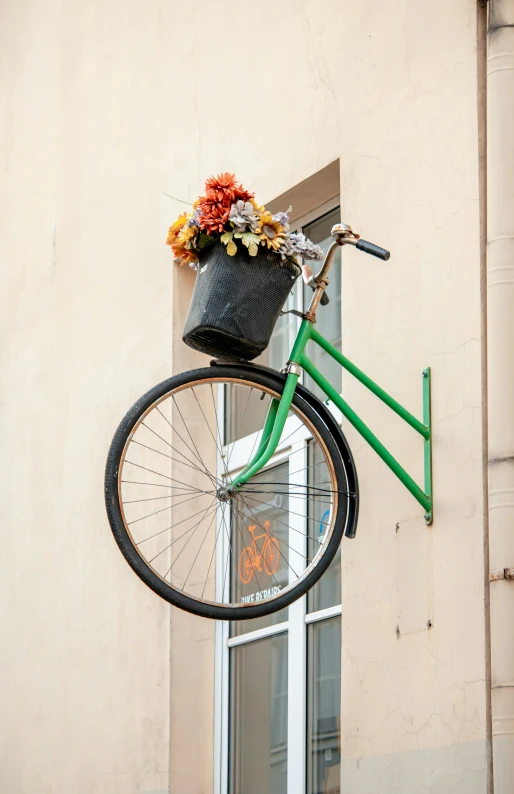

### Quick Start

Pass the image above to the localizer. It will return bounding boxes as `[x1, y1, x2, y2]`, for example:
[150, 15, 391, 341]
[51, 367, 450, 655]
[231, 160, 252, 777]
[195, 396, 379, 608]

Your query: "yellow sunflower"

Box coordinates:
[177, 223, 197, 245]
[255, 211, 287, 251]
[166, 211, 200, 265]
[166, 212, 188, 247]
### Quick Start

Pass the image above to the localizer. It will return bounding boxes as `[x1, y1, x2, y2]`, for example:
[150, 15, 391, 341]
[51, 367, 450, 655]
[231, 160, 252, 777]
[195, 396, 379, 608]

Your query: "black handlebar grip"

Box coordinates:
[356, 239, 390, 261]
[320, 292, 330, 306]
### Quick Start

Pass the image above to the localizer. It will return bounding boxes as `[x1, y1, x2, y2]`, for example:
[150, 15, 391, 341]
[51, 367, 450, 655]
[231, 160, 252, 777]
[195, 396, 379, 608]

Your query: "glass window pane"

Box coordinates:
[230, 462, 289, 636]
[230, 634, 288, 794]
[224, 382, 271, 446]
[307, 618, 341, 794]
[268, 287, 299, 372]
[303, 208, 342, 402]
[225, 287, 298, 443]
[307, 441, 341, 613]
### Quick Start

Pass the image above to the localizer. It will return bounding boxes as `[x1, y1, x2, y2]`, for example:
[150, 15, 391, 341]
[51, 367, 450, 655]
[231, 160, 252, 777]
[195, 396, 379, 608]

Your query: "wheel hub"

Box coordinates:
[217, 486, 233, 503]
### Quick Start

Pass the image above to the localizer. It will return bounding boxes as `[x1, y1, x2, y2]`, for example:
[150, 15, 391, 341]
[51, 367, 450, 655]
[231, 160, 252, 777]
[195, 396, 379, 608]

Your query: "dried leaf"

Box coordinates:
[242, 232, 260, 246]
[196, 231, 214, 250]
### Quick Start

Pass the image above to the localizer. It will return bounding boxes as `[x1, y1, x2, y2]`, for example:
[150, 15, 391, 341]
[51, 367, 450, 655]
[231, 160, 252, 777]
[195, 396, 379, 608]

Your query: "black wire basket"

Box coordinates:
[182, 239, 301, 361]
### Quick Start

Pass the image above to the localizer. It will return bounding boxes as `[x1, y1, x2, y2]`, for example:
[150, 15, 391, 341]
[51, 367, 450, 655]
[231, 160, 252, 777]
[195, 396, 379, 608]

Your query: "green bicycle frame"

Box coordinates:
[231, 318, 433, 524]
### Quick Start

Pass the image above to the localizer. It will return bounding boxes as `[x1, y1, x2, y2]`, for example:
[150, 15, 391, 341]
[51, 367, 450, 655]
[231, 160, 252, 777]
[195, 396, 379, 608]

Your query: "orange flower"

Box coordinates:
[204, 172, 254, 204]
[197, 174, 254, 234]
[175, 247, 198, 266]
[167, 175, 254, 259]
[197, 195, 231, 234]
[171, 237, 199, 265]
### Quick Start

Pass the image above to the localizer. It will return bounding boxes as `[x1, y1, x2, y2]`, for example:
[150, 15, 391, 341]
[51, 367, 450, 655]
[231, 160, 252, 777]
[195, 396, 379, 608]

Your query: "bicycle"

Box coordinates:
[238, 521, 280, 585]
[105, 223, 433, 621]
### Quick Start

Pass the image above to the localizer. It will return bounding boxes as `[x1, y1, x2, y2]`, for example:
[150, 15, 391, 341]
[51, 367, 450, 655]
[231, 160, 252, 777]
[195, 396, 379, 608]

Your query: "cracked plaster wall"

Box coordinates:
[0, 0, 486, 792]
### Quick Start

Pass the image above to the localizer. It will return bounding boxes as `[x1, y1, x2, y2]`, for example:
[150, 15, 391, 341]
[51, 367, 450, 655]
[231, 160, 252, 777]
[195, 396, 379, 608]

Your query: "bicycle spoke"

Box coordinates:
[242, 482, 346, 495]
[123, 459, 208, 494]
[221, 503, 234, 603]
[123, 459, 170, 481]
[241, 492, 334, 533]
[236, 494, 300, 579]
[140, 498, 216, 546]
[166, 502, 219, 572]
[127, 491, 210, 526]
[182, 509, 218, 591]
[239, 451, 333, 481]
[162, 502, 220, 581]
[241, 488, 339, 504]
[143, 416, 208, 472]
[201, 502, 227, 599]
[163, 506, 218, 582]
[123, 488, 216, 505]
[237, 394, 273, 480]
[225, 386, 253, 469]
[123, 494, 174, 505]
[150, 501, 218, 566]
[138, 424, 217, 485]
[242, 481, 334, 490]
[121, 479, 204, 492]
[192, 386, 227, 477]
[169, 398, 220, 486]
[237, 493, 323, 554]
[130, 438, 218, 482]
[211, 383, 232, 483]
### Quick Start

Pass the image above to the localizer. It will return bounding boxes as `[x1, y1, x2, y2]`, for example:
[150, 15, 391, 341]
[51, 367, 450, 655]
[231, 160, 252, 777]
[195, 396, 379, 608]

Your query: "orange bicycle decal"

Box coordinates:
[238, 520, 281, 584]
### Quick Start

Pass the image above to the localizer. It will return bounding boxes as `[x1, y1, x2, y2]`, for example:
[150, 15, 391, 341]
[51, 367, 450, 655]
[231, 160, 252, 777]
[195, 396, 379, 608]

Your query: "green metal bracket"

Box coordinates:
[423, 367, 433, 525]
[293, 322, 433, 524]
[229, 315, 434, 524]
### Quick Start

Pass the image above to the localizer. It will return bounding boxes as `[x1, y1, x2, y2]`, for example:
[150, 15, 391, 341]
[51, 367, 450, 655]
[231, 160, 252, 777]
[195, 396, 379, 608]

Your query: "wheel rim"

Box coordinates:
[116, 376, 347, 613]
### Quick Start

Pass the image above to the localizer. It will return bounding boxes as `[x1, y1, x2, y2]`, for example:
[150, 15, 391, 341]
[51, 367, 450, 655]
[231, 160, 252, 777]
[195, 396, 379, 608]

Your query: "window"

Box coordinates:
[307, 618, 342, 794]
[230, 634, 288, 794]
[215, 201, 342, 794]
[302, 209, 342, 402]
[261, 204, 342, 396]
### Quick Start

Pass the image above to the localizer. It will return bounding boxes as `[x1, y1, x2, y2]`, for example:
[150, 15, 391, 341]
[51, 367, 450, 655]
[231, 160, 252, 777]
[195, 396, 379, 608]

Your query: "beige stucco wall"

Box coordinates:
[174, 1, 488, 791]
[0, 2, 175, 792]
[1, 0, 487, 793]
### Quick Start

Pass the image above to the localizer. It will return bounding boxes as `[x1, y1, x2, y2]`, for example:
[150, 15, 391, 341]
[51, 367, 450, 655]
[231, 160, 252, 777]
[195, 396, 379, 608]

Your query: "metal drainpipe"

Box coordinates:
[487, 0, 514, 789]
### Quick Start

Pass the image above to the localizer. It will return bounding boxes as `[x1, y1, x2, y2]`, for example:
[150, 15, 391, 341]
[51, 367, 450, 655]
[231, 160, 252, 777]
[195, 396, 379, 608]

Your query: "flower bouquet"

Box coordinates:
[166, 173, 324, 269]
[167, 173, 325, 361]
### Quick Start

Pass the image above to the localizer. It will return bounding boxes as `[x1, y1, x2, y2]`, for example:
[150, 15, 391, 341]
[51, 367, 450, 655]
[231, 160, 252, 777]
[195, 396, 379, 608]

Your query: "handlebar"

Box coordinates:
[301, 223, 390, 315]
[356, 239, 390, 260]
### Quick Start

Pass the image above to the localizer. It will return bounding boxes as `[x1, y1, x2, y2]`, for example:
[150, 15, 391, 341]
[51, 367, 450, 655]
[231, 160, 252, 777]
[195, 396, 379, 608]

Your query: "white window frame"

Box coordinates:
[267, 196, 341, 376]
[214, 198, 342, 794]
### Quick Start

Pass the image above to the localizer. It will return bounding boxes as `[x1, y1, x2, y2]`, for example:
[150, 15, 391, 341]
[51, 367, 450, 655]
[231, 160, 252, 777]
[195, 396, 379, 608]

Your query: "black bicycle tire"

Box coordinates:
[105, 366, 357, 620]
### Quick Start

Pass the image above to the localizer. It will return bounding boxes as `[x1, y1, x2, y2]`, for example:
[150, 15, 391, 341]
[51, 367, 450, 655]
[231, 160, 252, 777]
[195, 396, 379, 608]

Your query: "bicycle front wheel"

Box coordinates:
[105, 366, 356, 620]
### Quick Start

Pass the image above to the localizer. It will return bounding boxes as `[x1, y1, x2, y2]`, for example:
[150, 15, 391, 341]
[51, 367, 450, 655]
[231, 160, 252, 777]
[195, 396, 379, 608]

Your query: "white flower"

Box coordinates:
[229, 200, 259, 233]
[286, 232, 324, 261]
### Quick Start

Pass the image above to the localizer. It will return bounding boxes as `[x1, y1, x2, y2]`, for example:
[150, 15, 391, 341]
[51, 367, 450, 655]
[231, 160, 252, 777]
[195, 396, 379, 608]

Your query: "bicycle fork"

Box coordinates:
[227, 370, 300, 491]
